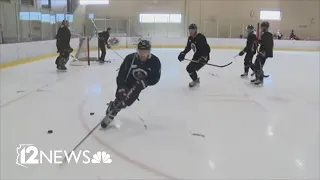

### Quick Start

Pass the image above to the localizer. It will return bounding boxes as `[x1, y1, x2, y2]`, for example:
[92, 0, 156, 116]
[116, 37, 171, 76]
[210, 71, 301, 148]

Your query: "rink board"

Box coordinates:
[0, 36, 319, 69]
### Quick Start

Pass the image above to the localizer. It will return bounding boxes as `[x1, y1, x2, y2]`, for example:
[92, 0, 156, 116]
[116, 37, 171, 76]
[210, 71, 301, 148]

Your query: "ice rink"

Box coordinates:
[1, 48, 319, 179]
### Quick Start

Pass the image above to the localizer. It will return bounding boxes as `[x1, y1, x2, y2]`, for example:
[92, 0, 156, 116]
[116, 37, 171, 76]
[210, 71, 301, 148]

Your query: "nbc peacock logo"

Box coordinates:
[91, 151, 112, 164]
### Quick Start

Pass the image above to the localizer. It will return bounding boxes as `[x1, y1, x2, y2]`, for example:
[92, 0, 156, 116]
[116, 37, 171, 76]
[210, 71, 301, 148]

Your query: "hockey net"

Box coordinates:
[69, 36, 98, 66]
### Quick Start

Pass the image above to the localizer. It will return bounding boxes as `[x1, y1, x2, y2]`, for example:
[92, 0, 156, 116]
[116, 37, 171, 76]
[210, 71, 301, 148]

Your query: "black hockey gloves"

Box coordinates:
[116, 84, 143, 107]
[198, 56, 208, 64]
[178, 52, 186, 62]
[239, 51, 245, 56]
[257, 52, 266, 59]
[116, 88, 129, 102]
[107, 44, 111, 49]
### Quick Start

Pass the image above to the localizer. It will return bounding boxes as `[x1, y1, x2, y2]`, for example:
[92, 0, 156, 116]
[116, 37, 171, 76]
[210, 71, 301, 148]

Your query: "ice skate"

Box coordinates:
[98, 58, 105, 63]
[240, 72, 248, 78]
[101, 101, 115, 128]
[253, 79, 264, 86]
[56, 57, 67, 70]
[189, 78, 200, 88]
[250, 78, 258, 83]
[101, 100, 123, 129]
[57, 64, 67, 71]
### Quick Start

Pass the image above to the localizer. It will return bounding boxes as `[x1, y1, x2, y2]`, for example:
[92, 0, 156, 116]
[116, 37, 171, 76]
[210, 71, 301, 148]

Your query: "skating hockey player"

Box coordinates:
[238, 25, 258, 78]
[178, 24, 211, 87]
[55, 20, 72, 70]
[251, 21, 274, 85]
[100, 40, 161, 128]
[98, 27, 111, 63]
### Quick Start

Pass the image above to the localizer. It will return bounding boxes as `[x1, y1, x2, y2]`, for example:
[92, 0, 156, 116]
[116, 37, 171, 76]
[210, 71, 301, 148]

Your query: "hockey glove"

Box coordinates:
[239, 51, 245, 56]
[198, 56, 208, 64]
[132, 68, 148, 90]
[178, 52, 186, 62]
[257, 52, 266, 59]
[116, 88, 129, 102]
[134, 79, 148, 91]
[107, 44, 111, 49]
[66, 47, 73, 53]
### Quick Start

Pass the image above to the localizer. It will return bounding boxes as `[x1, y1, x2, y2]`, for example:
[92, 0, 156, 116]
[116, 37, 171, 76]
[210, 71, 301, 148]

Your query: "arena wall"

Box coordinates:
[0, 37, 319, 69]
[86, 0, 320, 39]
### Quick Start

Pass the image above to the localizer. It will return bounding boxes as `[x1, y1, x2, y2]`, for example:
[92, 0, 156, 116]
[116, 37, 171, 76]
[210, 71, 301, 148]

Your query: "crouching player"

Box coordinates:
[101, 40, 161, 128]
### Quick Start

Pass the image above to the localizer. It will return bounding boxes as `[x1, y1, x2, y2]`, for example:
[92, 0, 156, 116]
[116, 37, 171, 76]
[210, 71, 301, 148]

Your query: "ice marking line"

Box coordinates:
[0, 67, 86, 108]
[78, 94, 177, 180]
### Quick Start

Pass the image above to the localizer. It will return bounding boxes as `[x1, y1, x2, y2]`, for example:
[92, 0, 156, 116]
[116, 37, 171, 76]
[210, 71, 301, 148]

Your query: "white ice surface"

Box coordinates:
[0, 49, 319, 179]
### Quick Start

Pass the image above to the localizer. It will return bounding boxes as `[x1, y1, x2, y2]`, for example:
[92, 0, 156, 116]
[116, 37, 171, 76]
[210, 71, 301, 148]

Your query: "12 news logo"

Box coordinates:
[16, 144, 112, 168]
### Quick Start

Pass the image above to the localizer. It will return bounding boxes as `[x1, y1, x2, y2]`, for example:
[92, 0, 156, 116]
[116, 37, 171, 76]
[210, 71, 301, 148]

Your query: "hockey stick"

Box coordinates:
[110, 48, 125, 60]
[60, 103, 120, 168]
[184, 58, 232, 68]
[137, 114, 148, 130]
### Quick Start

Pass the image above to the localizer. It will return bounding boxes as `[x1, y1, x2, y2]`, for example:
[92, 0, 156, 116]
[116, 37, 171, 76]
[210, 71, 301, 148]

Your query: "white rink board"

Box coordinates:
[0, 36, 319, 65]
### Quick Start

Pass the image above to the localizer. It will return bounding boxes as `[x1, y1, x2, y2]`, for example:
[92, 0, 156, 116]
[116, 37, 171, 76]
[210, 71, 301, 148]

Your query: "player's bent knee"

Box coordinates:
[186, 65, 194, 73]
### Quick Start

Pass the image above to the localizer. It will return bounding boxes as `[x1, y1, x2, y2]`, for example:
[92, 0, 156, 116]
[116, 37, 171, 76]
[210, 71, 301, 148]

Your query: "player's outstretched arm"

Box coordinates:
[116, 54, 132, 88]
[178, 37, 191, 61]
[182, 37, 191, 54]
[146, 57, 161, 86]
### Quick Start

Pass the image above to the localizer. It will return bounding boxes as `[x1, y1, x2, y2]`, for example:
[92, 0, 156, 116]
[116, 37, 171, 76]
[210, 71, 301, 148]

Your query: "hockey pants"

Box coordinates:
[252, 55, 267, 80]
[99, 42, 106, 60]
[244, 53, 255, 73]
[186, 57, 208, 80]
[55, 51, 70, 66]
[109, 85, 143, 118]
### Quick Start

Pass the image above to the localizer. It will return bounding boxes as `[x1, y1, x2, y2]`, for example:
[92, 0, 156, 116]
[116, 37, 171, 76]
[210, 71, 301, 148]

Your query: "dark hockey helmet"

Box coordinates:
[189, 23, 197, 30]
[260, 21, 270, 28]
[62, 19, 69, 26]
[246, 25, 254, 30]
[137, 40, 151, 51]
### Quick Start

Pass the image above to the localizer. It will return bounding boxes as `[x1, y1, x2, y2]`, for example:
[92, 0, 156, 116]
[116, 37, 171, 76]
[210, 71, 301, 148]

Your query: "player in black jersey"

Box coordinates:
[55, 20, 72, 70]
[98, 27, 111, 63]
[251, 21, 274, 85]
[238, 25, 258, 78]
[101, 40, 161, 129]
[178, 24, 211, 87]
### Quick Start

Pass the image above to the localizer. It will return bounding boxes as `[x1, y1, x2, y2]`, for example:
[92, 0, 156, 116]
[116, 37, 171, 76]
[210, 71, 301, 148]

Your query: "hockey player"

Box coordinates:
[238, 25, 258, 78]
[178, 24, 211, 87]
[101, 40, 161, 128]
[98, 27, 111, 63]
[251, 21, 274, 85]
[55, 20, 72, 70]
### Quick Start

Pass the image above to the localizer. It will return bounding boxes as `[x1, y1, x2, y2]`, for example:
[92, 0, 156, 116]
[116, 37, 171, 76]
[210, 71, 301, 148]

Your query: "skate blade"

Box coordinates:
[253, 83, 264, 87]
[99, 124, 119, 131]
[189, 83, 200, 88]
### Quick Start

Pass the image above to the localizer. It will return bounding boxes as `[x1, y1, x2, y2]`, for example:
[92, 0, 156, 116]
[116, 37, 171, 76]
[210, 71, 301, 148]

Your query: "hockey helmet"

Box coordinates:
[62, 19, 69, 25]
[137, 40, 151, 51]
[188, 24, 197, 30]
[260, 21, 270, 28]
[246, 25, 254, 30]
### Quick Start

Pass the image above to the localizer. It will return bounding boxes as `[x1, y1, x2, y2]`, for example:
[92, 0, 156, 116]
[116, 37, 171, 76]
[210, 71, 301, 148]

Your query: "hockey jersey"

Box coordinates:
[243, 31, 258, 54]
[182, 33, 211, 60]
[259, 32, 274, 58]
[117, 53, 161, 89]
